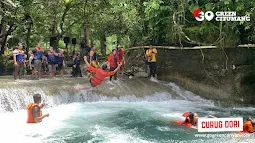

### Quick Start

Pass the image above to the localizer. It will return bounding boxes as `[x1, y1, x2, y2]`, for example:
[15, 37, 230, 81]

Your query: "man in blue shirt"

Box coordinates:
[32, 43, 44, 79]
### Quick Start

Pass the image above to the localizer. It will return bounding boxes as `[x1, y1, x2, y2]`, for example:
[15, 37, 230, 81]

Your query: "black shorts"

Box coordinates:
[90, 79, 96, 87]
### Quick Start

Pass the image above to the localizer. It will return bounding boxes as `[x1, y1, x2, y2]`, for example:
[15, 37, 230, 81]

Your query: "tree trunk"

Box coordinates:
[0, 34, 7, 55]
[100, 33, 107, 55]
[25, 21, 32, 54]
[90, 38, 94, 45]
[84, 24, 90, 46]
[0, 3, 7, 54]
[51, 12, 58, 50]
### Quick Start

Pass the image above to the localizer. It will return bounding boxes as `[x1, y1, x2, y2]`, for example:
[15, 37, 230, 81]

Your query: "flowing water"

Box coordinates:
[0, 78, 254, 143]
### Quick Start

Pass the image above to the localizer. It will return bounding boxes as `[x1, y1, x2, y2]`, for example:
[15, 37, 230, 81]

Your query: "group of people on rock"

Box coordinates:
[70, 43, 126, 81]
[75, 43, 125, 90]
[13, 42, 65, 80]
[13, 40, 158, 82]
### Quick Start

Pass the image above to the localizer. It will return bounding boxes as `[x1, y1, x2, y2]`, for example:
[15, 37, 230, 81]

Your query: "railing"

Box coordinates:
[125, 44, 255, 51]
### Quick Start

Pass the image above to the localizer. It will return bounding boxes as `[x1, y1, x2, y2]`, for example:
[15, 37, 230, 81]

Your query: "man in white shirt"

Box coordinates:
[13, 43, 27, 80]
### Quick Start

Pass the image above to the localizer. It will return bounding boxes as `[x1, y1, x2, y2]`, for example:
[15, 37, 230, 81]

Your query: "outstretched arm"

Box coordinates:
[84, 56, 97, 73]
[34, 114, 49, 123]
[84, 56, 91, 67]
[113, 62, 122, 73]
[105, 63, 123, 77]
[32, 107, 49, 123]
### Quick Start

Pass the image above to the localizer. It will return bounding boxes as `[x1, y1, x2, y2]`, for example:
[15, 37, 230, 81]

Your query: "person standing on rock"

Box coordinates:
[28, 50, 35, 76]
[116, 43, 125, 80]
[146, 45, 157, 79]
[13, 42, 27, 80]
[72, 52, 82, 77]
[46, 47, 58, 79]
[57, 49, 65, 76]
[27, 94, 49, 123]
[42, 54, 48, 75]
[33, 43, 44, 79]
[107, 49, 118, 81]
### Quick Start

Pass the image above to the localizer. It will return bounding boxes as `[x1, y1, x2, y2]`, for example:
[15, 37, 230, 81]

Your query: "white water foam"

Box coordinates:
[0, 103, 79, 143]
[0, 99, 253, 143]
[167, 82, 214, 105]
[0, 79, 215, 113]
[0, 88, 175, 112]
[88, 125, 155, 143]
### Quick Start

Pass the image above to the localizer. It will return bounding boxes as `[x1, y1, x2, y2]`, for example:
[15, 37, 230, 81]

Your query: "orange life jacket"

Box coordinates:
[110, 54, 118, 68]
[173, 112, 195, 127]
[116, 48, 124, 62]
[91, 68, 106, 86]
[36, 47, 43, 52]
[183, 112, 197, 127]
[26, 103, 41, 123]
[243, 120, 253, 133]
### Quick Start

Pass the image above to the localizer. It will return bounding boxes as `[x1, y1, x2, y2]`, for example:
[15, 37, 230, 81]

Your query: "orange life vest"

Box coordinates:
[243, 120, 253, 133]
[110, 54, 118, 68]
[116, 48, 124, 62]
[91, 68, 106, 86]
[183, 112, 197, 127]
[26, 103, 41, 123]
[36, 47, 43, 52]
[173, 112, 195, 127]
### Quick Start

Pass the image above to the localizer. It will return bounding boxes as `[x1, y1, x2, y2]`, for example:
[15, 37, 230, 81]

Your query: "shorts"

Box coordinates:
[48, 64, 56, 72]
[34, 59, 42, 71]
[89, 79, 96, 87]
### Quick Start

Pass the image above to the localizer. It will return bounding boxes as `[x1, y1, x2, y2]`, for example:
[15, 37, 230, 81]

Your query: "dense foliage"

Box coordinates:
[0, 0, 254, 55]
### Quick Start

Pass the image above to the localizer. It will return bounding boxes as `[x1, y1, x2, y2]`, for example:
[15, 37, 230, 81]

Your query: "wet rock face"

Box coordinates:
[124, 49, 149, 78]
[126, 47, 255, 105]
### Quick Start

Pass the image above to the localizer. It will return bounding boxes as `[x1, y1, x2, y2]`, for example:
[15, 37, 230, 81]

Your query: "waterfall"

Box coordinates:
[0, 78, 214, 112]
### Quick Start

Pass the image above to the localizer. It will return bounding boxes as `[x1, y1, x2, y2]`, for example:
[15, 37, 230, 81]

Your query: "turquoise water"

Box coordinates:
[1, 99, 254, 143]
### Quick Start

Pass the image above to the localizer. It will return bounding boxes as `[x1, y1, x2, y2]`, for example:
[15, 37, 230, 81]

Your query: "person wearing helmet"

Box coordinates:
[76, 56, 122, 90]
